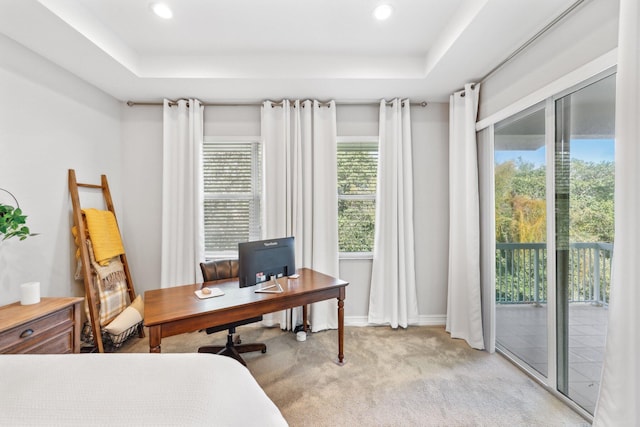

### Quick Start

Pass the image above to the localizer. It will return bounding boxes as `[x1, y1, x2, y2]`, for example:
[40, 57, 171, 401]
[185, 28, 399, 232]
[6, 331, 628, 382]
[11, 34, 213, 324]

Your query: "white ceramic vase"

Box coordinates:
[20, 281, 40, 305]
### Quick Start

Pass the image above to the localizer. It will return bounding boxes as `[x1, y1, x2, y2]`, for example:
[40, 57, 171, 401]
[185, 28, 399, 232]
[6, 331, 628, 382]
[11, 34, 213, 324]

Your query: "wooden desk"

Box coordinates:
[144, 268, 348, 363]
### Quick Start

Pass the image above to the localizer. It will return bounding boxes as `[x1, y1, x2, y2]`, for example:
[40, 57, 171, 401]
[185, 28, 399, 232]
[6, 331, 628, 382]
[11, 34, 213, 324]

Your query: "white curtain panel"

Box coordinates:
[260, 100, 292, 328]
[368, 99, 419, 328]
[304, 100, 339, 332]
[477, 127, 496, 353]
[160, 99, 204, 288]
[446, 84, 485, 350]
[261, 100, 339, 332]
[594, 0, 640, 424]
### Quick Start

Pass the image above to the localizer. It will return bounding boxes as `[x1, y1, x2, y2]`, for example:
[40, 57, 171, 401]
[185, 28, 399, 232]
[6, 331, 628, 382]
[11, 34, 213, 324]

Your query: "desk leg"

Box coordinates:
[302, 305, 308, 332]
[149, 326, 161, 353]
[337, 293, 345, 365]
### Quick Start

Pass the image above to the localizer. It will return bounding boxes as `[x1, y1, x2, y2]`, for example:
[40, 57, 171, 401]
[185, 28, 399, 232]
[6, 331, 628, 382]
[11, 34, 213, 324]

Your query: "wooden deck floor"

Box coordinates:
[496, 303, 608, 414]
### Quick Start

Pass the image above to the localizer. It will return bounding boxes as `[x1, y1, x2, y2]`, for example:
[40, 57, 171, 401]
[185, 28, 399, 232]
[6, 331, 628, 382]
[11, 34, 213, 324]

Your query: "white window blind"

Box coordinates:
[337, 139, 378, 253]
[203, 141, 262, 254]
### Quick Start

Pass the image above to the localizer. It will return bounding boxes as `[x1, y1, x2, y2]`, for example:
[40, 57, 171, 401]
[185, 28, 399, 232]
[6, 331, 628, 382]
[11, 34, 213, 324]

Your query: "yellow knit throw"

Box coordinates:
[82, 208, 125, 266]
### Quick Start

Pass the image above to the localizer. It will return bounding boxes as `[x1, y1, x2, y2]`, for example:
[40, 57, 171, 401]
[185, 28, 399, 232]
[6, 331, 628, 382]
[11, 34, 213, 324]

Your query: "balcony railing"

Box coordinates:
[495, 242, 613, 305]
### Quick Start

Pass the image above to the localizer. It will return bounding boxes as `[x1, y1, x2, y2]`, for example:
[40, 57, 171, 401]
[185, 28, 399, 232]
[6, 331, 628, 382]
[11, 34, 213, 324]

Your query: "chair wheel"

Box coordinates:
[261, 349, 267, 353]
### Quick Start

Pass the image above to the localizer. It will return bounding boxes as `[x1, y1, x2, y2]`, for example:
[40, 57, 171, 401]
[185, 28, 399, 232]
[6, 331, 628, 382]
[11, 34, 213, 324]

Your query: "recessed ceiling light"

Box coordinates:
[373, 4, 393, 21]
[150, 2, 173, 19]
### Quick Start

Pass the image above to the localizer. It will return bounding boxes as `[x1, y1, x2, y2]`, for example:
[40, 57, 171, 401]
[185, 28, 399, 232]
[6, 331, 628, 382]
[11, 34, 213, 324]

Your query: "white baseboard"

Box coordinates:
[345, 315, 446, 327]
[416, 315, 447, 326]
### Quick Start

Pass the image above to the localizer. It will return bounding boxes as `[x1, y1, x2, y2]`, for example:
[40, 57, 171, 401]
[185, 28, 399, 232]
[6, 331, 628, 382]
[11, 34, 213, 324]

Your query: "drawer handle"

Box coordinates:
[19, 329, 34, 339]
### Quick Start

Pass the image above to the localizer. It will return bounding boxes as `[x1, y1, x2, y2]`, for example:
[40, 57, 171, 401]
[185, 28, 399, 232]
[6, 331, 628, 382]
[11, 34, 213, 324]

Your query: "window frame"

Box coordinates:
[203, 135, 263, 260]
[337, 135, 379, 259]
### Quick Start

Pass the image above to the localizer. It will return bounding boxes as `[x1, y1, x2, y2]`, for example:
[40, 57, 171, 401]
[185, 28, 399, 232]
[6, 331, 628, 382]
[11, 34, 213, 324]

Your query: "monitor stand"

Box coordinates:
[255, 277, 284, 293]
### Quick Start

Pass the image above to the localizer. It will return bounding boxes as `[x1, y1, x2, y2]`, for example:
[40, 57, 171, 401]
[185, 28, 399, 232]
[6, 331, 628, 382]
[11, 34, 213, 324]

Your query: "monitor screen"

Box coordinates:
[238, 237, 296, 288]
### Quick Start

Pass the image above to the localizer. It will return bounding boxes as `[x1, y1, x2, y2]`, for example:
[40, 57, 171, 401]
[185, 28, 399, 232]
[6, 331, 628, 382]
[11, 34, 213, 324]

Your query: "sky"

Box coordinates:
[495, 139, 614, 166]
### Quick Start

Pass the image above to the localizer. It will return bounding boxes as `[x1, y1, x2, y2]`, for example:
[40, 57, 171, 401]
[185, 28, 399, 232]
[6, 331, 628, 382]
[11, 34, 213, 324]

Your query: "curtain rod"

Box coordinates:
[126, 100, 428, 108]
[480, 0, 585, 85]
[457, 0, 585, 97]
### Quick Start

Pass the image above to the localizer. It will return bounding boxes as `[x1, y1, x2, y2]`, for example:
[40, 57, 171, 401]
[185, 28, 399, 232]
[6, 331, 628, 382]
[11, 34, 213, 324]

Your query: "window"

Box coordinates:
[203, 138, 262, 256]
[337, 137, 378, 254]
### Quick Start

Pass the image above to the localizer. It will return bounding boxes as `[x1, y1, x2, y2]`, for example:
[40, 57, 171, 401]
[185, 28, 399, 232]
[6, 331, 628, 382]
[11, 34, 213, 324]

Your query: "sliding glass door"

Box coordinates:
[494, 103, 548, 377]
[492, 72, 615, 415]
[554, 74, 615, 412]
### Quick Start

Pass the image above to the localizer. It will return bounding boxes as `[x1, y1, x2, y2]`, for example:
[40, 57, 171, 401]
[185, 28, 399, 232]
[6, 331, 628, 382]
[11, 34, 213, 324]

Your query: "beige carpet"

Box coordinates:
[120, 325, 589, 427]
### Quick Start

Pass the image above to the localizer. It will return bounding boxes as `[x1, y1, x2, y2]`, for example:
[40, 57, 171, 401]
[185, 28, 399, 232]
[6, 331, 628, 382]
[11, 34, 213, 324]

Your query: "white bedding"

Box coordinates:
[0, 353, 288, 427]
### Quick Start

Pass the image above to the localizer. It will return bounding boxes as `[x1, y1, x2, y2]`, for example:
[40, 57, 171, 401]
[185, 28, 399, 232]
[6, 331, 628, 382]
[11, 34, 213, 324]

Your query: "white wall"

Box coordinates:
[120, 102, 450, 324]
[409, 103, 450, 322]
[0, 32, 450, 324]
[479, 0, 619, 121]
[0, 34, 122, 306]
[0, 0, 620, 326]
[120, 104, 263, 298]
[335, 104, 450, 323]
[120, 105, 163, 299]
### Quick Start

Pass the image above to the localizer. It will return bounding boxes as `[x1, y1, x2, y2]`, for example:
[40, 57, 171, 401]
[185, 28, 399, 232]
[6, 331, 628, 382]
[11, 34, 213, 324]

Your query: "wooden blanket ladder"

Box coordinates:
[68, 169, 143, 352]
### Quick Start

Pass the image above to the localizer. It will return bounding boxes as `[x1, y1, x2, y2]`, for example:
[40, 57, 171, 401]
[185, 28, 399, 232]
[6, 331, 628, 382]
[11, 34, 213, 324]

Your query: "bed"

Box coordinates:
[0, 353, 288, 426]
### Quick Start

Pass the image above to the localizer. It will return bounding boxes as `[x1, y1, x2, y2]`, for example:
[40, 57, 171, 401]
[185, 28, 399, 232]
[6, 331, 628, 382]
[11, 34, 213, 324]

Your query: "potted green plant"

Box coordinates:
[0, 189, 40, 304]
[0, 188, 33, 241]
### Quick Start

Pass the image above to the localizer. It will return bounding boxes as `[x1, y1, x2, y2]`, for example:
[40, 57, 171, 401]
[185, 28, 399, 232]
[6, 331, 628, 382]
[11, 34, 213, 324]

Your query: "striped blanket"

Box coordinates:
[83, 239, 128, 326]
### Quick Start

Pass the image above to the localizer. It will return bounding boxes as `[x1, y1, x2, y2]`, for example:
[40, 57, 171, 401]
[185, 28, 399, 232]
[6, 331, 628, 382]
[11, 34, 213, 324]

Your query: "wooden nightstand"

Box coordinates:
[0, 297, 84, 354]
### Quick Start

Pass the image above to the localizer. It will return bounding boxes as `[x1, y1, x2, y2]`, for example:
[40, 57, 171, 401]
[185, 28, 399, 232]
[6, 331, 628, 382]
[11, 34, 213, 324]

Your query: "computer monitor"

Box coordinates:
[238, 237, 296, 287]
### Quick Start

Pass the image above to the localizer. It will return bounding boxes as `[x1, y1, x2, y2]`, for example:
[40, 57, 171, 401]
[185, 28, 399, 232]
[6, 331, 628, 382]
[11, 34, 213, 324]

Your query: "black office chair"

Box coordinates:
[197, 259, 266, 366]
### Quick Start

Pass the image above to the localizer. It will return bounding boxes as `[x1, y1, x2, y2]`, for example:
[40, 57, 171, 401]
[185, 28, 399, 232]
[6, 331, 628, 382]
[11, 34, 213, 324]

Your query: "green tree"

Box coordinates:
[569, 159, 615, 242]
[495, 159, 547, 243]
[337, 149, 378, 252]
[494, 157, 614, 244]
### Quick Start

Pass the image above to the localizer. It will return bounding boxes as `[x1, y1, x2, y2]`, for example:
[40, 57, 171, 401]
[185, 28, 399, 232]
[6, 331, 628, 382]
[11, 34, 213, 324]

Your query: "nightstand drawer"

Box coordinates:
[0, 306, 74, 353]
[20, 325, 75, 354]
